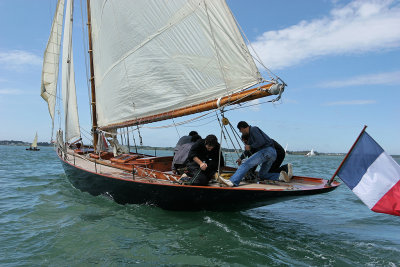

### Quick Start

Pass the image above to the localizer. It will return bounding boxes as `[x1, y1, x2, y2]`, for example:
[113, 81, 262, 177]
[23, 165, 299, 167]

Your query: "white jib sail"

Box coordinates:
[40, 0, 65, 121]
[89, 0, 262, 128]
[61, 0, 80, 142]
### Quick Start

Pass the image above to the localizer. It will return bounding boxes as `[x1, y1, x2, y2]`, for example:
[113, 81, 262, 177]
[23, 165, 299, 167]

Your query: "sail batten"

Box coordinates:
[90, 0, 262, 129]
[40, 0, 65, 121]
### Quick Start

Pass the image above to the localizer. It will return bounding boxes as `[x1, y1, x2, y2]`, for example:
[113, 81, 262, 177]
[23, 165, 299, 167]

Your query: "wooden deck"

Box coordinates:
[63, 148, 334, 191]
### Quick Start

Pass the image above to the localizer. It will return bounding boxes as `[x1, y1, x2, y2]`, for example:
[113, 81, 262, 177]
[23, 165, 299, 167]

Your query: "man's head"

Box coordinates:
[204, 134, 218, 151]
[191, 133, 202, 143]
[189, 131, 198, 136]
[237, 121, 250, 135]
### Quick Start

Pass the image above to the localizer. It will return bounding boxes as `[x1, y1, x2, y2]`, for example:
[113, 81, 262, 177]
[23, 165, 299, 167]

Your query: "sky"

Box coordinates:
[0, 0, 399, 154]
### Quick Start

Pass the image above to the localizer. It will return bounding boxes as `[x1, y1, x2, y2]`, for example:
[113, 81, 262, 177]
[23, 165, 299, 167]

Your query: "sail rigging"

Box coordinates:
[89, 0, 264, 130]
[40, 0, 65, 122]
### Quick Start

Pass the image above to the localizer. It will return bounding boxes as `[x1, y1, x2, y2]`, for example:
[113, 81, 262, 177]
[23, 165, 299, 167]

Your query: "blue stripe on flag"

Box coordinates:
[337, 132, 384, 190]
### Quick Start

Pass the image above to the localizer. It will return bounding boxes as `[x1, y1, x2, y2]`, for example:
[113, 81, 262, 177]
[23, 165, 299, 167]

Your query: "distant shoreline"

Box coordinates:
[0, 140, 345, 155]
[2, 140, 398, 157]
[0, 140, 52, 147]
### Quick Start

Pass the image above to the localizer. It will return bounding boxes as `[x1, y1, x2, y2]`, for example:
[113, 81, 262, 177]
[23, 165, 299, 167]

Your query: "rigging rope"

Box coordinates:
[215, 111, 225, 177]
[172, 118, 181, 138]
[222, 116, 243, 159]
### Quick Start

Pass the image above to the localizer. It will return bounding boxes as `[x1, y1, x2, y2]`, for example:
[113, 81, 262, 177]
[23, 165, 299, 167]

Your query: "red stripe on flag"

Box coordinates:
[372, 179, 400, 216]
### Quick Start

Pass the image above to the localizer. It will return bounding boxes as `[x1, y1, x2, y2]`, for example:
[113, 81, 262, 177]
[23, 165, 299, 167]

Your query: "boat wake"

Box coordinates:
[204, 216, 264, 248]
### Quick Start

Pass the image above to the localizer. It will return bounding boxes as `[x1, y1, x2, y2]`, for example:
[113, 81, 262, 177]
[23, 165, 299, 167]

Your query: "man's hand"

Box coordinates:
[236, 158, 242, 166]
[200, 162, 208, 171]
[245, 145, 251, 151]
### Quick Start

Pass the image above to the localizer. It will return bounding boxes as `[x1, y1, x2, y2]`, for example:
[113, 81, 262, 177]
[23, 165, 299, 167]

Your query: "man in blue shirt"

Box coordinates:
[218, 121, 292, 187]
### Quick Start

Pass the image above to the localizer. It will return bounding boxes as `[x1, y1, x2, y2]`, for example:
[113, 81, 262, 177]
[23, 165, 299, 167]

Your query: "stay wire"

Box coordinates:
[223, 119, 243, 159]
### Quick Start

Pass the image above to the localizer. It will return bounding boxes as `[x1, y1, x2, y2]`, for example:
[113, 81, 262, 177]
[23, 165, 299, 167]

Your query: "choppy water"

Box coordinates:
[0, 145, 399, 266]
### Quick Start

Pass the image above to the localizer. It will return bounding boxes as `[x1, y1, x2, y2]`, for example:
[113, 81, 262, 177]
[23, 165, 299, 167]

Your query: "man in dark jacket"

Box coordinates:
[185, 134, 224, 186]
[218, 121, 291, 187]
[172, 132, 201, 174]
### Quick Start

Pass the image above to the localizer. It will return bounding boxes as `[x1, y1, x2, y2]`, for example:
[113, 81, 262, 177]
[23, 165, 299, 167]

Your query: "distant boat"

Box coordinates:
[26, 132, 40, 151]
[284, 143, 288, 154]
[305, 149, 315, 157]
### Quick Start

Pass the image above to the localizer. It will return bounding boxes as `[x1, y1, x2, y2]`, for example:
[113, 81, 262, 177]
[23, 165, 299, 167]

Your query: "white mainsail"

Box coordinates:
[61, 0, 81, 142]
[31, 133, 38, 148]
[89, 0, 262, 128]
[306, 149, 315, 157]
[40, 0, 65, 121]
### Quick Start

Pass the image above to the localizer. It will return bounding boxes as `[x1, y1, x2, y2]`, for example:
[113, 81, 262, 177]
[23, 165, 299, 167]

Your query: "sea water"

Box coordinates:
[0, 145, 399, 266]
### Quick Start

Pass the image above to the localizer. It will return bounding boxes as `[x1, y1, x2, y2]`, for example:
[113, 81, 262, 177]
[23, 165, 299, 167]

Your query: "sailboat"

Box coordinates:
[41, 0, 340, 211]
[26, 132, 40, 151]
[306, 149, 316, 157]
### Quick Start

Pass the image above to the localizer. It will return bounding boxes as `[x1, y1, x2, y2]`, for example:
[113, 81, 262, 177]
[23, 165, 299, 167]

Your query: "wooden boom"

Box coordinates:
[100, 83, 277, 130]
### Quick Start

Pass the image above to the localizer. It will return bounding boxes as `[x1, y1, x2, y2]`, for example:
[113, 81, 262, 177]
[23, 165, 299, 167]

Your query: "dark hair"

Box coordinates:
[191, 134, 202, 142]
[204, 134, 218, 147]
[237, 121, 249, 130]
[189, 131, 198, 136]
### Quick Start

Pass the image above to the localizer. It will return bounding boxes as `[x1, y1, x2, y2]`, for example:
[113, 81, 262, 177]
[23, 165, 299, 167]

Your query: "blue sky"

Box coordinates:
[0, 0, 399, 154]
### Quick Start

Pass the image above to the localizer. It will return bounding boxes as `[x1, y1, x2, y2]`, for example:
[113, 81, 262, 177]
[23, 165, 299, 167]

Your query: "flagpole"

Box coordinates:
[327, 125, 368, 185]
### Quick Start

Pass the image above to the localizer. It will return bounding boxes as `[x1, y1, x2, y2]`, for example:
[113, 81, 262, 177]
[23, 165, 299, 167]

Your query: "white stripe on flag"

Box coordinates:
[353, 151, 400, 209]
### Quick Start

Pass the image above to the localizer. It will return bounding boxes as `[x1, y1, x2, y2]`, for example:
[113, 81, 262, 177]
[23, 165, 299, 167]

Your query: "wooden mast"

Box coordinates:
[86, 0, 98, 150]
[100, 83, 278, 131]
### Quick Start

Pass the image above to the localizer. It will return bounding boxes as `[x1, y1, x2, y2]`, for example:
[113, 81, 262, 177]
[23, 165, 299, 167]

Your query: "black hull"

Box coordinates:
[60, 158, 339, 211]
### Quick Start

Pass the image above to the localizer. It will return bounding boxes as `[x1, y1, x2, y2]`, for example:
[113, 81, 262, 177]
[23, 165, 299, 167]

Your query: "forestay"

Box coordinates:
[89, 0, 262, 129]
[40, 0, 65, 122]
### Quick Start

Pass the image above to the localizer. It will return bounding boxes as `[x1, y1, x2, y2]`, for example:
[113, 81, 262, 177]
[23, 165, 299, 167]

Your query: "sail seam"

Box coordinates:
[96, 1, 201, 85]
[204, 1, 229, 95]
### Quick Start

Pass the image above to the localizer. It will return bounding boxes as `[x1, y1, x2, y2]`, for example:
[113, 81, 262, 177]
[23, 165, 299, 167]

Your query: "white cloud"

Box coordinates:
[324, 100, 376, 106]
[0, 89, 23, 95]
[317, 70, 400, 88]
[0, 50, 42, 70]
[251, 0, 400, 69]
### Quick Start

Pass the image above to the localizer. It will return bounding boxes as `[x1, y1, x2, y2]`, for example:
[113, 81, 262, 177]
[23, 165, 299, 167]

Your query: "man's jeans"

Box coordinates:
[230, 146, 279, 186]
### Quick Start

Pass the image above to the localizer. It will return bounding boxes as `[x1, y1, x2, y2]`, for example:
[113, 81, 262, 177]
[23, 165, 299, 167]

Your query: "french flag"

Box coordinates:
[337, 129, 400, 216]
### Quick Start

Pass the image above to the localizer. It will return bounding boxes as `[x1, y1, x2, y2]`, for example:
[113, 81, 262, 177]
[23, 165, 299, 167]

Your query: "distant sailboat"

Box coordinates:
[306, 149, 315, 157]
[26, 132, 40, 151]
[284, 143, 288, 154]
[41, 0, 340, 211]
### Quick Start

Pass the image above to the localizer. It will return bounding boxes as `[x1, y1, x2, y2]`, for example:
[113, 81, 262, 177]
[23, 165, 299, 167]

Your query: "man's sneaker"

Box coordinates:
[287, 163, 293, 180]
[279, 171, 290, 183]
[217, 175, 234, 187]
